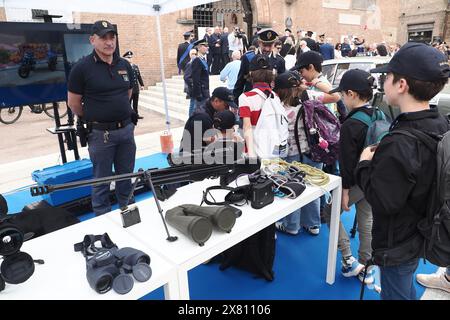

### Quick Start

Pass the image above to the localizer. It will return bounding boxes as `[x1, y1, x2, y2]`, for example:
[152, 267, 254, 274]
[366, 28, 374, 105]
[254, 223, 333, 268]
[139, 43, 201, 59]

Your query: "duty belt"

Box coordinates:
[89, 118, 132, 131]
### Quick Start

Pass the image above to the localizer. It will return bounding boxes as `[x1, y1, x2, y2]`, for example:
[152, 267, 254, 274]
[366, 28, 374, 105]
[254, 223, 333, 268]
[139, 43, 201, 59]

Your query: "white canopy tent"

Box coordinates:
[3, 0, 221, 131]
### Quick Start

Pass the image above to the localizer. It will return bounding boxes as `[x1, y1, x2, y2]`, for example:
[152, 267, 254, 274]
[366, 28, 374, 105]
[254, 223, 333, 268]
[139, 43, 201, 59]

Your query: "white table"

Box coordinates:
[105, 174, 342, 300]
[2, 214, 180, 300]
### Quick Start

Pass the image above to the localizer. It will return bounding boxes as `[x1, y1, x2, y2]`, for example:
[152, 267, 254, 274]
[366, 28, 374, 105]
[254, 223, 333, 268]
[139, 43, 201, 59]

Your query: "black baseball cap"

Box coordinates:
[291, 51, 323, 70]
[213, 110, 236, 130]
[212, 87, 237, 108]
[329, 69, 375, 93]
[274, 71, 302, 90]
[370, 42, 450, 81]
[91, 20, 117, 37]
[249, 54, 273, 71]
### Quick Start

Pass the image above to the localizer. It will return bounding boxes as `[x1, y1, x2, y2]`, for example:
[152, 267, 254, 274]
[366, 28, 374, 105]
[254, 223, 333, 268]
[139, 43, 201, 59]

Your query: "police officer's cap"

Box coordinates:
[183, 31, 192, 37]
[285, 28, 292, 33]
[92, 20, 117, 37]
[306, 31, 314, 37]
[249, 54, 273, 71]
[193, 38, 208, 47]
[371, 42, 450, 81]
[123, 51, 133, 58]
[258, 28, 278, 44]
[274, 71, 302, 90]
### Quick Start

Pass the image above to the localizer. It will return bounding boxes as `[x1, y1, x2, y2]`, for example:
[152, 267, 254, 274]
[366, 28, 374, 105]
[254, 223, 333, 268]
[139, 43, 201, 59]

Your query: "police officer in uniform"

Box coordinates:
[177, 31, 194, 73]
[233, 28, 285, 101]
[67, 20, 136, 216]
[191, 38, 210, 110]
[123, 51, 145, 119]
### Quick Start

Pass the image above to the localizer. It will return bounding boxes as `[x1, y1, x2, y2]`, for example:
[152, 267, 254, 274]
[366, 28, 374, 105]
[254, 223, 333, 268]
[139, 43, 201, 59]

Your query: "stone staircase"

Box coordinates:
[139, 75, 225, 123]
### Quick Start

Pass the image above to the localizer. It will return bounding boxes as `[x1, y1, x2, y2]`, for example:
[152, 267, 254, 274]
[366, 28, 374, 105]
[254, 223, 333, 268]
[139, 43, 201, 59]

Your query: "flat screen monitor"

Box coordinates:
[0, 22, 118, 108]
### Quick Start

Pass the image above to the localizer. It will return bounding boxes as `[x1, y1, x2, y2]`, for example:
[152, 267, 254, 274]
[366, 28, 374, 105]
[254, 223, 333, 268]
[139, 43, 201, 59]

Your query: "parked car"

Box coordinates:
[322, 56, 450, 120]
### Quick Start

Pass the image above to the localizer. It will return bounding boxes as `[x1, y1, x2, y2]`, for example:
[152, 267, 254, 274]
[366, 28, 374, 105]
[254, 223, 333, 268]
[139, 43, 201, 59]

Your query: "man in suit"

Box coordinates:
[319, 37, 335, 60]
[177, 31, 195, 73]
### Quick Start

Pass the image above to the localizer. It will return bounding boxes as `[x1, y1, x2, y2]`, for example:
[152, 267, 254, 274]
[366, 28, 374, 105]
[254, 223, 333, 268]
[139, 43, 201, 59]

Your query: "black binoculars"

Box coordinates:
[0, 216, 42, 293]
[165, 204, 239, 246]
[75, 233, 152, 295]
[85, 247, 152, 295]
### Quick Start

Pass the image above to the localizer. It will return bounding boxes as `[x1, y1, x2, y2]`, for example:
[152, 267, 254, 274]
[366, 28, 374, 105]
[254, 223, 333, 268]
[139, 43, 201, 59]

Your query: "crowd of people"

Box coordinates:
[65, 19, 450, 301]
[176, 25, 450, 300]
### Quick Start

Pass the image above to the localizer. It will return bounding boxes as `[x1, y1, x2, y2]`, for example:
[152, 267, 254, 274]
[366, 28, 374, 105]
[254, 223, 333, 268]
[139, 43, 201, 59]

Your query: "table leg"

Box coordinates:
[326, 183, 342, 284]
[177, 268, 190, 300]
[163, 273, 182, 300]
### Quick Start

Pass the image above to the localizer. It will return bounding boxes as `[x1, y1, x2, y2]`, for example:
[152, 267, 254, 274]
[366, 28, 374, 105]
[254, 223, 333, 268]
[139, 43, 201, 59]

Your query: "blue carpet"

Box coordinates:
[3, 152, 439, 300]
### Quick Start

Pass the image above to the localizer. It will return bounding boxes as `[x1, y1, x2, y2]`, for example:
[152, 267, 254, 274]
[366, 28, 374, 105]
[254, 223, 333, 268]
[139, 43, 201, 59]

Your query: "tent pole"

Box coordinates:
[153, 4, 171, 133]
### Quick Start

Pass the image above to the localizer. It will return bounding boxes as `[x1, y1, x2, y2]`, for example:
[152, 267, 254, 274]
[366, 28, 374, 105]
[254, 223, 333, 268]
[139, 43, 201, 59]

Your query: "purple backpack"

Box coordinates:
[294, 99, 341, 165]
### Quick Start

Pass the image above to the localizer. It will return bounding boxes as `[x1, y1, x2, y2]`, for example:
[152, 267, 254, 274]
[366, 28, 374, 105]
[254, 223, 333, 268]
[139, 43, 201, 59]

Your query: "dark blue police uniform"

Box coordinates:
[233, 29, 285, 101]
[191, 39, 210, 110]
[68, 50, 136, 215]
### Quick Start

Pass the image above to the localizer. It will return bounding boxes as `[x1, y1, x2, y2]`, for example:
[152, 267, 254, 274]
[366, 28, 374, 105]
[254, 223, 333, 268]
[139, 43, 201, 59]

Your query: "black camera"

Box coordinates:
[74, 233, 152, 295]
[0, 216, 42, 292]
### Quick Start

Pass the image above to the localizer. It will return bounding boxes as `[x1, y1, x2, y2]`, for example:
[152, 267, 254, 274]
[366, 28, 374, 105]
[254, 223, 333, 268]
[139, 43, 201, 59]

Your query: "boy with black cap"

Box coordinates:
[324, 69, 376, 283]
[180, 87, 236, 154]
[355, 42, 450, 300]
[233, 28, 285, 102]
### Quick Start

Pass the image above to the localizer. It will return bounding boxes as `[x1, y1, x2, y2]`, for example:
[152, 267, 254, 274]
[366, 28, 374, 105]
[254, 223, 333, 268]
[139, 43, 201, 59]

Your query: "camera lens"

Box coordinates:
[95, 274, 113, 294]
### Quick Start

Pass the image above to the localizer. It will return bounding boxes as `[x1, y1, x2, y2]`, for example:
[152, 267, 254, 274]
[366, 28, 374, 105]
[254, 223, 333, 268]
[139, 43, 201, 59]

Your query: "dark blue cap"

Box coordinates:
[193, 38, 208, 47]
[91, 20, 117, 37]
[211, 87, 237, 108]
[329, 69, 375, 93]
[370, 42, 450, 81]
[213, 110, 236, 130]
[291, 51, 323, 70]
[274, 71, 302, 90]
[249, 54, 273, 71]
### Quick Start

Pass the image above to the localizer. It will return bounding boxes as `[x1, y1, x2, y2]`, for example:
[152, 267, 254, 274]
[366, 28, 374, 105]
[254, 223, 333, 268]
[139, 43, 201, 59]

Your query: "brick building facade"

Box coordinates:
[0, 1, 448, 86]
[398, 0, 449, 44]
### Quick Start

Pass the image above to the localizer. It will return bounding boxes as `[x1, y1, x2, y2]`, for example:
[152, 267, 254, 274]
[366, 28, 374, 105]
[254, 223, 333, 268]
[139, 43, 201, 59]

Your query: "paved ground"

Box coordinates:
[0, 106, 184, 165]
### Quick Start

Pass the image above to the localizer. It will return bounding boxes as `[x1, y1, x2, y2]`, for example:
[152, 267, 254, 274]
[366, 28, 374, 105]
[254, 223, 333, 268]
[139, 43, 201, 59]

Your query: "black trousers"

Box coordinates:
[130, 92, 139, 114]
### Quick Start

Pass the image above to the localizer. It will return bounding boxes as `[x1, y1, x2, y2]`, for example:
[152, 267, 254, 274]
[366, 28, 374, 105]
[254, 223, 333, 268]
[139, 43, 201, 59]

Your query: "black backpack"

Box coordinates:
[392, 127, 450, 267]
[219, 224, 276, 281]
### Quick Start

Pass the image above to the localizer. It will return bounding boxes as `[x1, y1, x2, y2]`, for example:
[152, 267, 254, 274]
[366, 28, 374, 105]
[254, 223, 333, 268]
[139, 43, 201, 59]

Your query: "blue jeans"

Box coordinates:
[379, 259, 419, 300]
[279, 154, 323, 232]
[188, 98, 196, 117]
[88, 123, 136, 216]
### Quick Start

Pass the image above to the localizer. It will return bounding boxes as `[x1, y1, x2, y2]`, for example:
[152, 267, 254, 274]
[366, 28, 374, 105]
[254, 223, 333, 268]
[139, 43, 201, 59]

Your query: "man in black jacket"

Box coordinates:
[355, 42, 450, 300]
